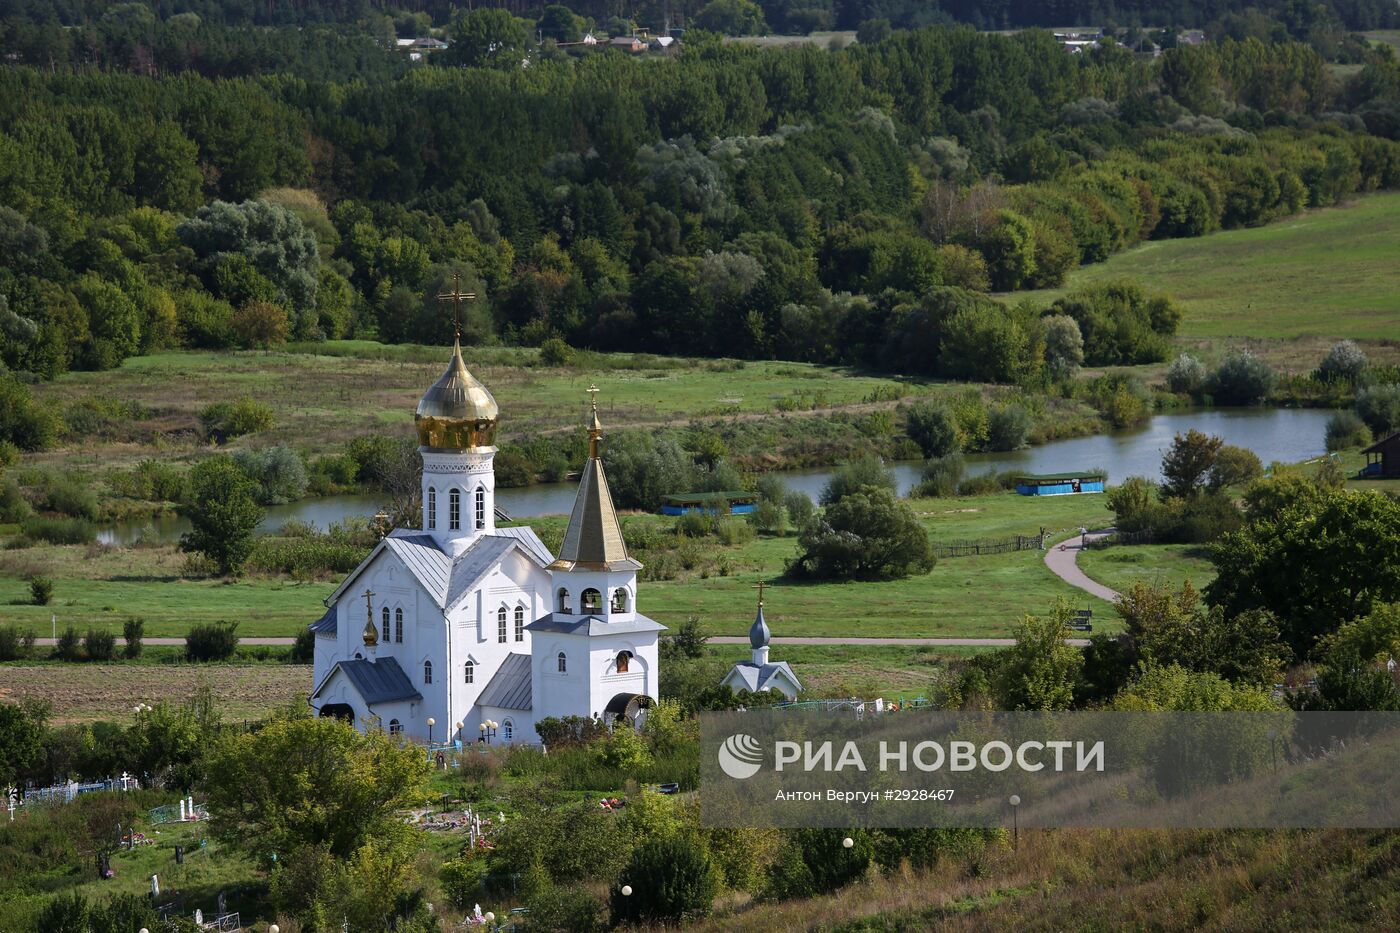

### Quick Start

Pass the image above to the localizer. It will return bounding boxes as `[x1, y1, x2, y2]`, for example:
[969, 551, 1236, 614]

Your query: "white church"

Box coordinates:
[308, 340, 663, 745]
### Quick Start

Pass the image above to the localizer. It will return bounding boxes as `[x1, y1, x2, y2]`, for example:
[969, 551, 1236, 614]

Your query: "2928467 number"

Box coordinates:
[889, 789, 955, 802]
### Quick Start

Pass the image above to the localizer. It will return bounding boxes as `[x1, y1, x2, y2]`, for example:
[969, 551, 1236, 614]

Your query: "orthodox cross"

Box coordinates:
[362, 587, 376, 624]
[752, 581, 767, 608]
[436, 272, 477, 339]
[586, 383, 600, 413]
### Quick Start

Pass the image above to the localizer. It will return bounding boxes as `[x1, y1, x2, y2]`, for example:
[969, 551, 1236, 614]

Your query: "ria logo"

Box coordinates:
[718, 733, 764, 779]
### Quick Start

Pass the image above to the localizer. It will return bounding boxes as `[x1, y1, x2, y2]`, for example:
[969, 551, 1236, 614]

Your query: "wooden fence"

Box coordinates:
[932, 533, 1047, 559]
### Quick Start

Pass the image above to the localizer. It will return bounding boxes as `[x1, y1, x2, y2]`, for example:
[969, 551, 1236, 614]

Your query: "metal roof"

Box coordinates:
[309, 606, 337, 636]
[526, 612, 667, 637]
[476, 652, 532, 710]
[445, 536, 518, 610]
[550, 449, 636, 572]
[1362, 430, 1400, 454]
[1015, 470, 1107, 482]
[725, 661, 802, 694]
[490, 525, 554, 567]
[313, 656, 422, 705]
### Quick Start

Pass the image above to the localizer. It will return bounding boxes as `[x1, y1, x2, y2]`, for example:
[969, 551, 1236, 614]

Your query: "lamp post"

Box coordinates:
[841, 836, 854, 849]
[1009, 795, 1021, 851]
[479, 720, 498, 744]
[269, 926, 280, 933]
[455, 721, 464, 744]
[426, 717, 436, 745]
[620, 885, 632, 897]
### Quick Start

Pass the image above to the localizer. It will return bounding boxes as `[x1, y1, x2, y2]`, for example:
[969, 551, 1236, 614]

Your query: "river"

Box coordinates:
[97, 407, 1334, 545]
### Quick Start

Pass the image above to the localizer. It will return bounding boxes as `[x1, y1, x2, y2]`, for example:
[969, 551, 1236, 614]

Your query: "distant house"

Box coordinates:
[581, 32, 599, 45]
[1015, 471, 1107, 496]
[650, 36, 676, 50]
[660, 491, 757, 516]
[1362, 431, 1400, 479]
[411, 37, 448, 50]
[722, 598, 802, 700]
[1177, 30, 1207, 46]
[609, 36, 646, 53]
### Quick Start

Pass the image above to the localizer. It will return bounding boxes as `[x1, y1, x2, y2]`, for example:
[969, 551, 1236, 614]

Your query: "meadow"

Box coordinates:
[0, 489, 1118, 640]
[1013, 190, 1400, 341]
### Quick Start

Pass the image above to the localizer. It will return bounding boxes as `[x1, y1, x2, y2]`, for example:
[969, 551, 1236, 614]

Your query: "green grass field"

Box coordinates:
[1075, 543, 1216, 596]
[1013, 191, 1400, 340]
[0, 489, 1117, 639]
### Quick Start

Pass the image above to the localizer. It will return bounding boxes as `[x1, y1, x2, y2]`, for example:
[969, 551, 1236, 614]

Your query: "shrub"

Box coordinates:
[765, 829, 874, 899]
[1207, 445, 1263, 490]
[956, 472, 1004, 496]
[0, 373, 64, 450]
[1042, 314, 1084, 380]
[232, 444, 308, 505]
[54, 625, 82, 661]
[793, 488, 935, 581]
[1166, 353, 1207, 395]
[819, 455, 896, 505]
[199, 396, 275, 443]
[84, 627, 116, 661]
[1326, 410, 1372, 451]
[609, 837, 717, 925]
[986, 403, 1031, 451]
[0, 477, 32, 523]
[181, 457, 264, 574]
[186, 621, 239, 662]
[783, 491, 815, 529]
[1210, 351, 1275, 405]
[494, 450, 535, 487]
[748, 499, 787, 535]
[43, 475, 99, 520]
[1318, 340, 1367, 383]
[1107, 476, 1161, 533]
[0, 439, 18, 466]
[904, 403, 960, 458]
[538, 336, 575, 366]
[0, 624, 35, 661]
[1355, 383, 1400, 436]
[29, 574, 53, 605]
[1052, 283, 1181, 365]
[231, 299, 290, 348]
[291, 627, 316, 664]
[20, 516, 97, 544]
[915, 453, 964, 498]
[123, 617, 144, 658]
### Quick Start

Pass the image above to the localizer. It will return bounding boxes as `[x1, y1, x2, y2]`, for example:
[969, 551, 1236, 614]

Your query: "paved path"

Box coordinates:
[32, 636, 297, 647]
[1043, 528, 1121, 603]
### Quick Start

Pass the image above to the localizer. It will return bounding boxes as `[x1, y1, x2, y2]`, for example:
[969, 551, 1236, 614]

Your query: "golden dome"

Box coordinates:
[415, 339, 499, 449]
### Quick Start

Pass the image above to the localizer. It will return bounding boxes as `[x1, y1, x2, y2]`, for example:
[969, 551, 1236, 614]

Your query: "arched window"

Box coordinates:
[464, 660, 474, 684]
[448, 488, 461, 530]
[514, 605, 525, 641]
[611, 589, 629, 613]
[426, 486, 437, 530]
[615, 650, 632, 674]
[388, 719, 403, 735]
[502, 719, 514, 743]
[394, 608, 403, 643]
[557, 588, 570, 614]
[557, 652, 567, 674]
[381, 606, 390, 643]
[475, 486, 486, 529]
[582, 588, 602, 614]
[497, 606, 508, 643]
[423, 660, 433, 684]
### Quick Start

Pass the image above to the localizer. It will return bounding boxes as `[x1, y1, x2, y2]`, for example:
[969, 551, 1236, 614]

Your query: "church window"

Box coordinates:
[557, 588, 570, 614]
[423, 660, 433, 684]
[582, 588, 602, 614]
[449, 489, 461, 530]
[426, 487, 436, 529]
[502, 720, 513, 743]
[557, 652, 567, 673]
[615, 650, 632, 674]
[475, 486, 486, 529]
[464, 660, 474, 684]
[381, 607, 390, 643]
[611, 589, 629, 613]
[514, 605, 525, 641]
[389, 719, 402, 735]
[497, 606, 508, 643]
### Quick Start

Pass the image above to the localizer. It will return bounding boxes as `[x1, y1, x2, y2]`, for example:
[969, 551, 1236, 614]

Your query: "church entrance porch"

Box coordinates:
[603, 692, 653, 727]
[318, 703, 355, 721]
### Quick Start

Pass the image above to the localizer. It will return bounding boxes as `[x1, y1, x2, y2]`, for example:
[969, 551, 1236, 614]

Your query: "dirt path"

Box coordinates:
[1043, 528, 1121, 603]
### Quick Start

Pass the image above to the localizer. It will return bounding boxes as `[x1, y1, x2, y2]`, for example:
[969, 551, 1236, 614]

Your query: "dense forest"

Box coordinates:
[3, 12, 1400, 448]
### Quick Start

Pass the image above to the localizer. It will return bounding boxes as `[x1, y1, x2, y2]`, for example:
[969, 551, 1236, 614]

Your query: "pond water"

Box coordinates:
[98, 407, 1334, 545]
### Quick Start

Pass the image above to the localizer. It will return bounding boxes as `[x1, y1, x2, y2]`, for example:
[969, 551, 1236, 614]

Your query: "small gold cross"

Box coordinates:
[436, 272, 477, 339]
[752, 581, 767, 607]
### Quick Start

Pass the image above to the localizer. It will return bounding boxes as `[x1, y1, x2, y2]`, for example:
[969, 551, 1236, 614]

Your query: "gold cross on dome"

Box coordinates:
[436, 272, 477, 339]
[586, 383, 600, 412]
[752, 581, 767, 607]
[362, 587, 376, 622]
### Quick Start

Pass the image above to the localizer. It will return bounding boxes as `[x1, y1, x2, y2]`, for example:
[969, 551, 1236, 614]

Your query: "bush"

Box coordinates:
[20, 516, 97, 544]
[1107, 476, 1161, 533]
[54, 625, 82, 661]
[1207, 445, 1263, 490]
[819, 455, 896, 505]
[1318, 340, 1367, 383]
[783, 491, 814, 529]
[904, 403, 960, 458]
[123, 617, 144, 658]
[186, 621, 239, 662]
[291, 626, 316, 664]
[1210, 351, 1275, 405]
[43, 475, 99, 520]
[539, 336, 575, 366]
[84, 627, 116, 661]
[793, 488, 935, 581]
[765, 829, 874, 899]
[0, 624, 35, 661]
[986, 403, 1031, 451]
[0, 477, 32, 523]
[231, 299, 290, 348]
[1166, 353, 1207, 394]
[749, 499, 787, 535]
[0, 373, 64, 451]
[232, 444, 308, 505]
[1326, 410, 1372, 451]
[29, 574, 54, 605]
[199, 396, 275, 443]
[609, 837, 717, 925]
[1051, 283, 1181, 365]
[915, 453, 964, 498]
[956, 472, 1005, 496]
[1355, 383, 1400, 436]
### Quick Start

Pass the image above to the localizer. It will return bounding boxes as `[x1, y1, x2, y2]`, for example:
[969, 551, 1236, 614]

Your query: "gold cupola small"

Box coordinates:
[415, 337, 499, 450]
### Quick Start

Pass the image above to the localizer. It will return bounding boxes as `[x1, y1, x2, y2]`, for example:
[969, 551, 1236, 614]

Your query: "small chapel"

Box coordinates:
[308, 338, 663, 744]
